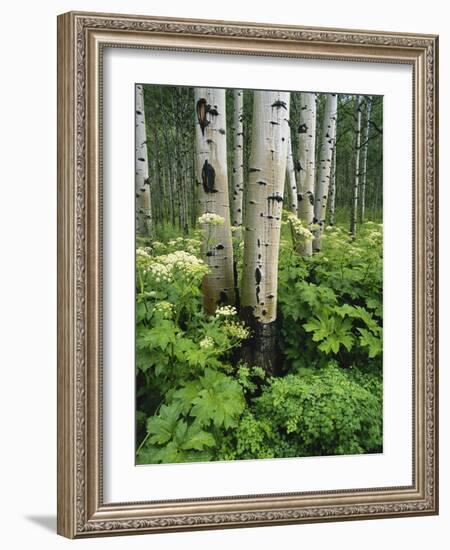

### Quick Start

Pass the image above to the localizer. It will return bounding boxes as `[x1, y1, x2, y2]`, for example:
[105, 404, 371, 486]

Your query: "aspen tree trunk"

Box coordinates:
[240, 91, 290, 375]
[350, 96, 362, 238]
[135, 85, 152, 236]
[152, 128, 164, 228]
[359, 97, 372, 225]
[194, 88, 235, 314]
[285, 133, 298, 213]
[159, 88, 176, 227]
[231, 89, 244, 236]
[328, 145, 337, 225]
[296, 92, 317, 256]
[313, 93, 338, 251]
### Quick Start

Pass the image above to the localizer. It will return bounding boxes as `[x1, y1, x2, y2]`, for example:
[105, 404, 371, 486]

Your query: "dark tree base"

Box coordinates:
[240, 308, 282, 376]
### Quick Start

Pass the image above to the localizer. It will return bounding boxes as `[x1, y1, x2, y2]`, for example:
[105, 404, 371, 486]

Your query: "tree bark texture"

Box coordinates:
[240, 91, 290, 374]
[231, 89, 244, 237]
[313, 93, 338, 251]
[135, 84, 152, 236]
[359, 96, 372, 225]
[350, 96, 362, 238]
[286, 133, 298, 213]
[328, 145, 337, 226]
[194, 88, 235, 314]
[296, 92, 317, 256]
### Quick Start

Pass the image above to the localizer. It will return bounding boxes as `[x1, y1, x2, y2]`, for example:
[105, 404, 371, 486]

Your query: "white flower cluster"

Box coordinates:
[215, 305, 237, 317]
[146, 262, 172, 283]
[154, 301, 174, 316]
[136, 248, 150, 258]
[198, 213, 225, 226]
[199, 336, 214, 349]
[136, 247, 154, 272]
[166, 237, 201, 255]
[287, 214, 314, 241]
[138, 248, 208, 283]
[224, 321, 250, 340]
[168, 237, 185, 247]
[150, 241, 167, 253]
[363, 225, 383, 245]
[161, 250, 207, 275]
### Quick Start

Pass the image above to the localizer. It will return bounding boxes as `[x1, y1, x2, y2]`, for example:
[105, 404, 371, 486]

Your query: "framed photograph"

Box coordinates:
[57, 11, 439, 538]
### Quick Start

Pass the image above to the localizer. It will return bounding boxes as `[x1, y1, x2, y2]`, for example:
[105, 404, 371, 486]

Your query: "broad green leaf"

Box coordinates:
[180, 424, 216, 451]
[147, 404, 181, 445]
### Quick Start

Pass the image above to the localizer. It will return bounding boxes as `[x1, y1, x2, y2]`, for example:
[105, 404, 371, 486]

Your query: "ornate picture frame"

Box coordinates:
[57, 11, 438, 538]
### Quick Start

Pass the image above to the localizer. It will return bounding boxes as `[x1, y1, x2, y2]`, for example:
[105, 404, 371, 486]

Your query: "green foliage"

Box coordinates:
[253, 363, 382, 456]
[278, 221, 383, 372]
[218, 363, 382, 460]
[136, 237, 251, 463]
[137, 370, 246, 464]
[173, 369, 246, 429]
[137, 221, 383, 465]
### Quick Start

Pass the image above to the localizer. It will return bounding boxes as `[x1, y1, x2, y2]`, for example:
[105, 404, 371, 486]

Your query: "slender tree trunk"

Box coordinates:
[285, 133, 298, 213]
[350, 96, 362, 238]
[296, 92, 317, 256]
[135, 85, 152, 236]
[194, 88, 235, 314]
[152, 126, 164, 229]
[172, 94, 187, 233]
[231, 89, 244, 236]
[359, 96, 372, 225]
[313, 93, 338, 251]
[191, 151, 197, 228]
[328, 144, 337, 225]
[240, 91, 290, 375]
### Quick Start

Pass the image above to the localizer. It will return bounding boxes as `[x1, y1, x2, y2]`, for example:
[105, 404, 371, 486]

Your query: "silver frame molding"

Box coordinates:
[57, 11, 439, 538]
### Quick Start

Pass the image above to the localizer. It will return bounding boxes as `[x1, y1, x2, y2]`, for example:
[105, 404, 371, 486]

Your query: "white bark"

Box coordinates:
[241, 91, 290, 324]
[350, 96, 362, 238]
[231, 89, 244, 236]
[194, 88, 235, 314]
[285, 133, 298, 213]
[313, 93, 338, 251]
[135, 85, 152, 236]
[296, 92, 317, 256]
[328, 145, 337, 225]
[359, 96, 372, 224]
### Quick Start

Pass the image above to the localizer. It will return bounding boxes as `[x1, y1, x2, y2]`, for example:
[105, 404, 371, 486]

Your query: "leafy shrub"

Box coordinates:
[218, 363, 382, 460]
[135, 240, 251, 463]
[278, 222, 383, 372]
[137, 369, 246, 464]
[136, 221, 383, 464]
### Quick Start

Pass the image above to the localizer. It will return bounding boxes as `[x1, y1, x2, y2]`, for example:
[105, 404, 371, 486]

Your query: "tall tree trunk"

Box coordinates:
[350, 96, 362, 238]
[152, 126, 164, 229]
[194, 88, 235, 314]
[231, 89, 244, 237]
[359, 96, 372, 225]
[285, 133, 298, 213]
[296, 92, 317, 256]
[191, 151, 197, 228]
[135, 85, 152, 236]
[313, 93, 337, 251]
[173, 93, 186, 233]
[328, 144, 337, 225]
[240, 91, 290, 375]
